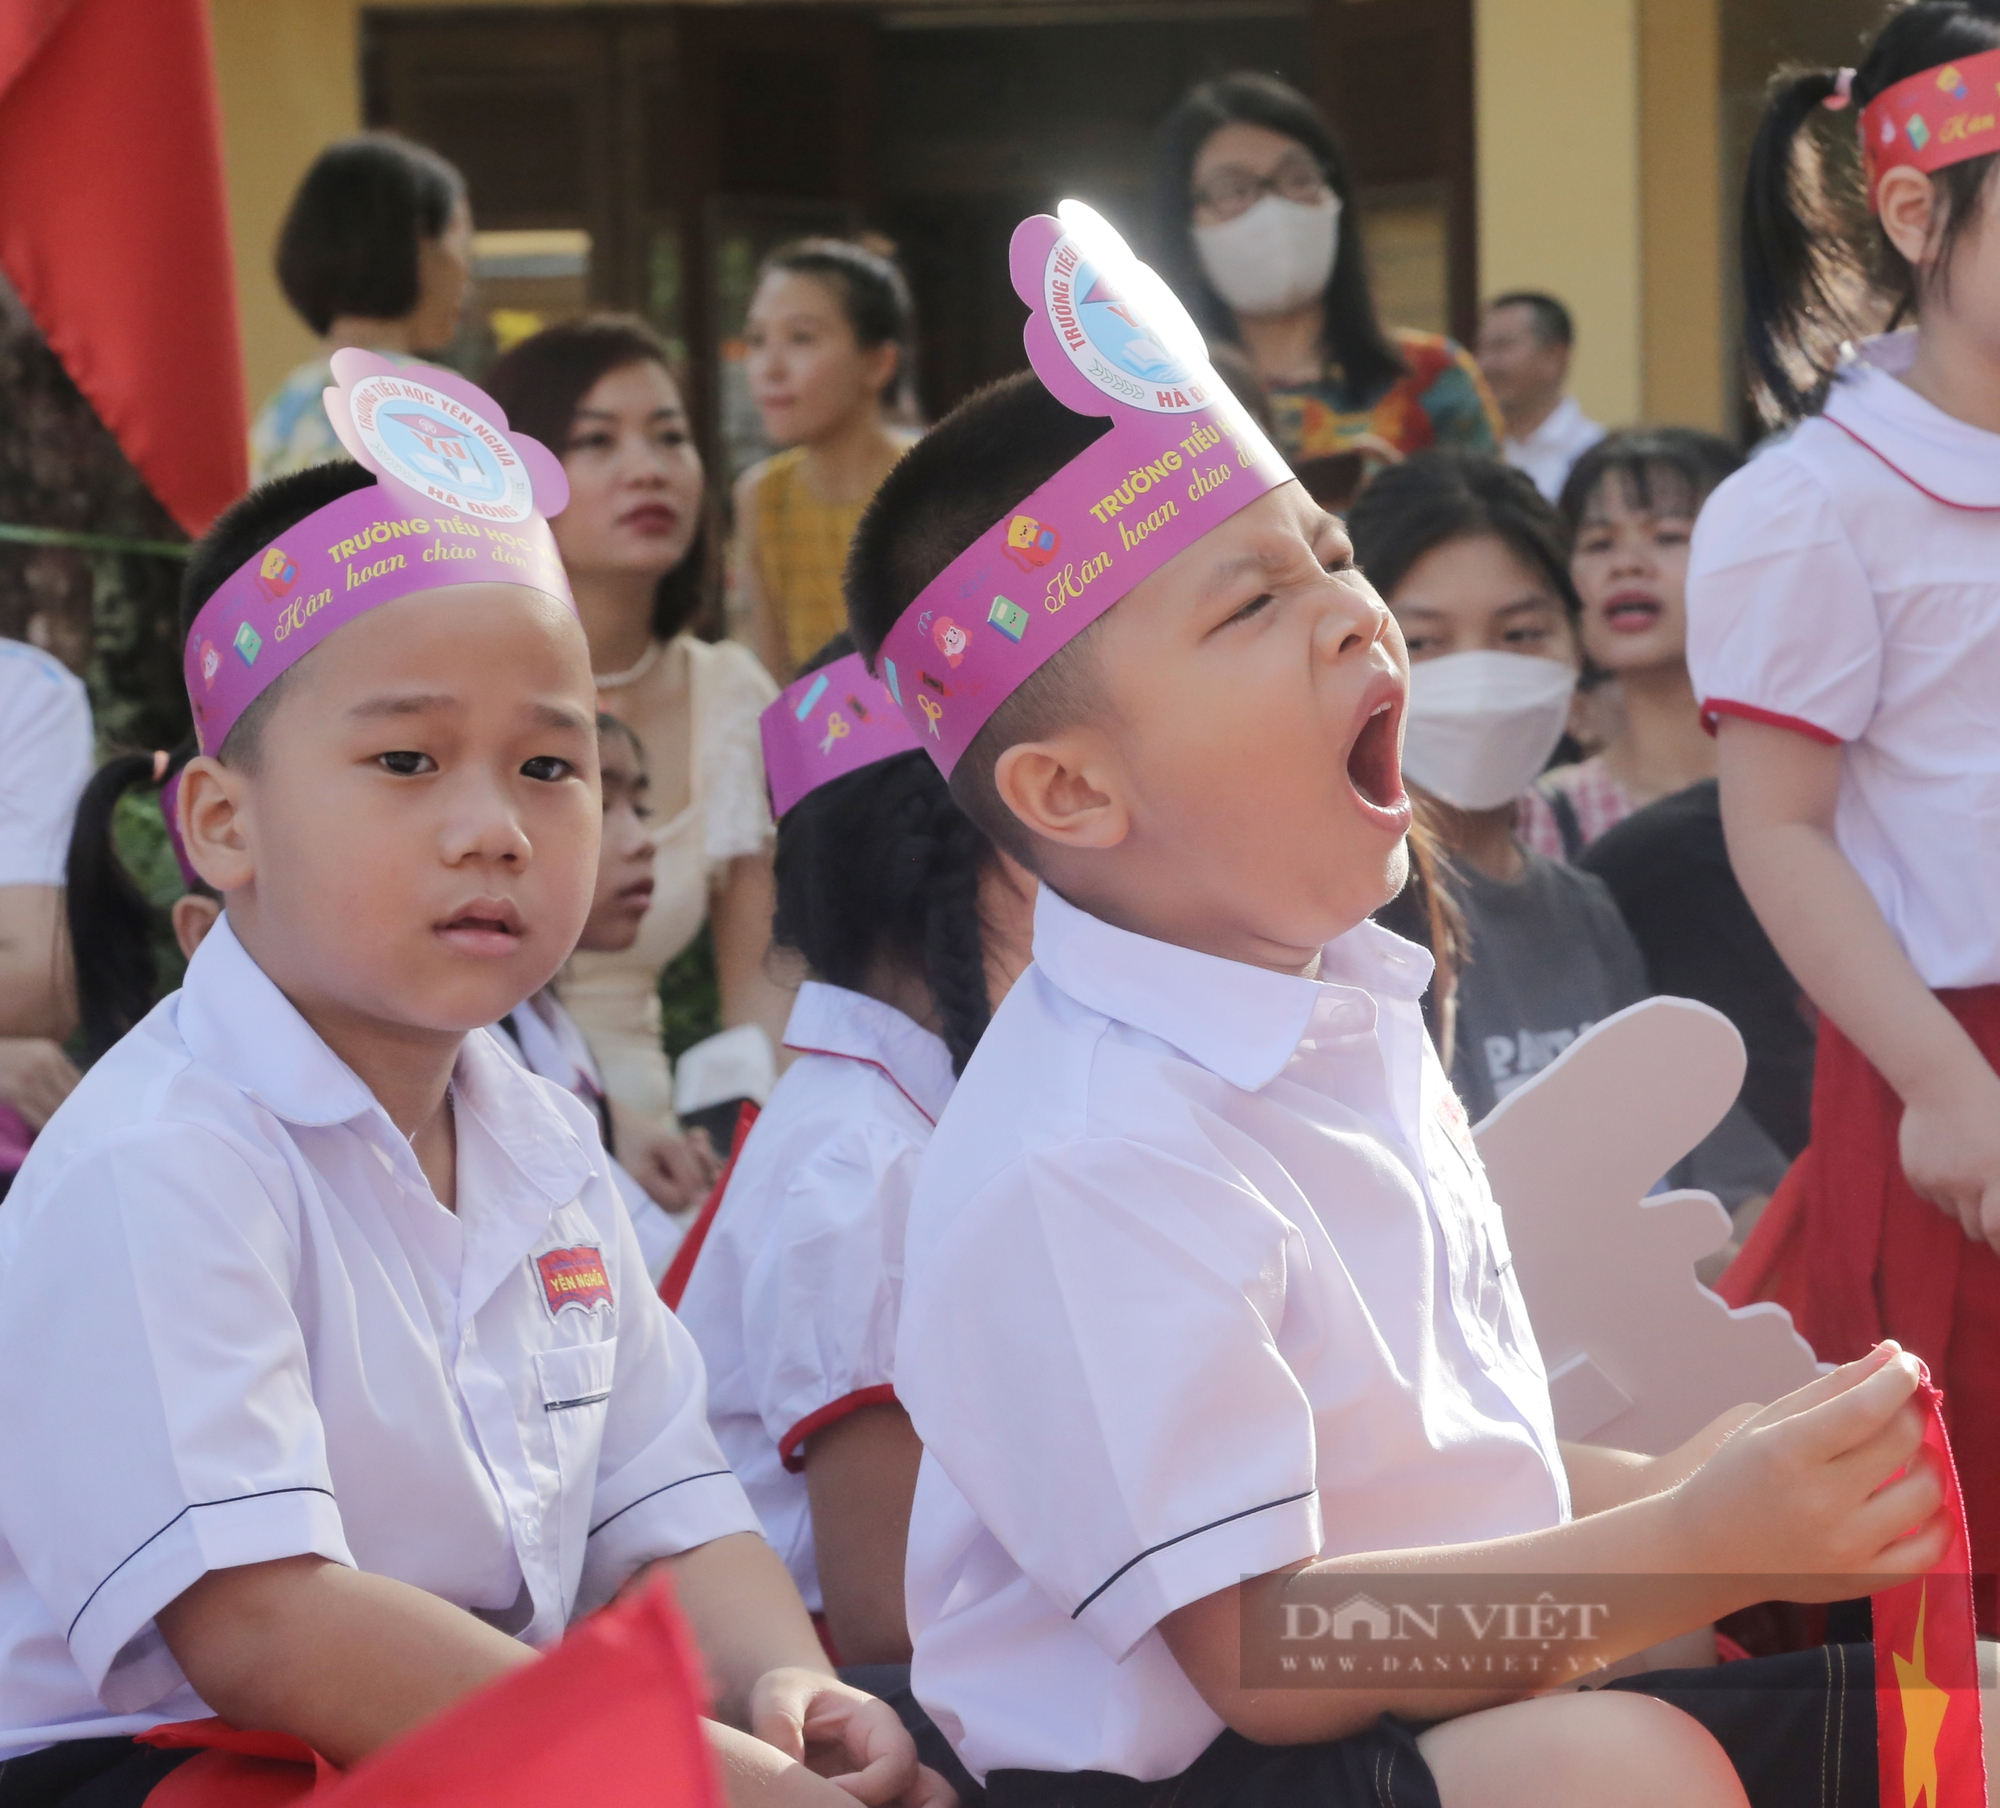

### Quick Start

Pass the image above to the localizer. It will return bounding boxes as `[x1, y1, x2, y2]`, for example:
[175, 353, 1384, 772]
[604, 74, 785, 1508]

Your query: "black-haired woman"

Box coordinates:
[733, 239, 921, 681]
[249, 133, 472, 481]
[1154, 73, 1499, 488]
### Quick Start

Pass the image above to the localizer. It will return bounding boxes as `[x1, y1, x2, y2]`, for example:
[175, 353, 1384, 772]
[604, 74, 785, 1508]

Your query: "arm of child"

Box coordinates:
[1718, 714, 2000, 1251]
[156, 1553, 537, 1769]
[803, 1400, 924, 1665]
[1159, 1345, 1943, 1745]
[646, 1531, 950, 1808]
[0, 884, 74, 1040]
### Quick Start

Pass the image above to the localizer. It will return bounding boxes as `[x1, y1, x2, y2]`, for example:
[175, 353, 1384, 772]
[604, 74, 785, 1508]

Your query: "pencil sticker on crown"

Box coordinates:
[321, 347, 570, 524]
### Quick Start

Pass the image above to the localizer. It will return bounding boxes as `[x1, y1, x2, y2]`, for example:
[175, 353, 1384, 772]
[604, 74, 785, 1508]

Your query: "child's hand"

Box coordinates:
[748, 1668, 947, 1808]
[1899, 1062, 2000, 1253]
[1668, 1342, 1949, 1595]
[627, 1122, 724, 1214]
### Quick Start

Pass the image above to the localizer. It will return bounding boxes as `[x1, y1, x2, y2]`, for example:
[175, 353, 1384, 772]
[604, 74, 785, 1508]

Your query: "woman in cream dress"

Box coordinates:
[487, 316, 794, 1210]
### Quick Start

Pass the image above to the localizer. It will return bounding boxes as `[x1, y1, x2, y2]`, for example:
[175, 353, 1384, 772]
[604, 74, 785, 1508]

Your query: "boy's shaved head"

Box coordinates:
[846, 374, 1110, 866]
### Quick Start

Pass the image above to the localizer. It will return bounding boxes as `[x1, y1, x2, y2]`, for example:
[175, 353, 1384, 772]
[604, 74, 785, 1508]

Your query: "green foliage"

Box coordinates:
[658, 922, 722, 1060]
[110, 783, 191, 998]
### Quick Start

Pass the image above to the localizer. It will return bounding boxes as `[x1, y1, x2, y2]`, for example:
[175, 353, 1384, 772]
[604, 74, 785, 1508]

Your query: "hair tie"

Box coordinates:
[151, 749, 169, 783]
[1823, 67, 1855, 110]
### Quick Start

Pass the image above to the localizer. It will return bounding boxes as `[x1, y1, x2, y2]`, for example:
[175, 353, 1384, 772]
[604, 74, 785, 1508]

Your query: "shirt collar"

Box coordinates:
[178, 914, 593, 1209]
[1824, 332, 2000, 508]
[1029, 885, 1433, 1093]
[1513, 393, 1585, 453]
[782, 980, 956, 1124]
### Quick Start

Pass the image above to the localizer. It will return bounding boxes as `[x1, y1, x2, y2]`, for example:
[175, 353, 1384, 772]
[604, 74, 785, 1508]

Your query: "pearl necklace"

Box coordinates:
[594, 637, 663, 690]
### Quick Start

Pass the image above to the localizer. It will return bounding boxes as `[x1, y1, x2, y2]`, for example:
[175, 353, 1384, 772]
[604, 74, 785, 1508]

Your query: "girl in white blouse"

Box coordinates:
[1688, 0, 2000, 1601]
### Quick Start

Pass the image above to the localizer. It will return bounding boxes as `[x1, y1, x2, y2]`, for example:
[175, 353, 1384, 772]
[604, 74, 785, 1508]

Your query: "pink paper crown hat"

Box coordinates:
[761, 651, 920, 818]
[1859, 46, 2000, 201]
[182, 349, 576, 756]
[876, 200, 1294, 775]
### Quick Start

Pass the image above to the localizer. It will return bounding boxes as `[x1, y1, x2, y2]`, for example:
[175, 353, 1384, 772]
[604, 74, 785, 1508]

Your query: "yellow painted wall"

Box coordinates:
[208, 0, 362, 412]
[1638, 0, 1725, 431]
[1475, 0, 1642, 427]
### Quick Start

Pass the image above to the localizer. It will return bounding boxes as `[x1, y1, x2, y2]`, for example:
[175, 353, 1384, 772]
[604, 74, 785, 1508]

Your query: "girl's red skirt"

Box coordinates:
[1721, 986, 2000, 1630]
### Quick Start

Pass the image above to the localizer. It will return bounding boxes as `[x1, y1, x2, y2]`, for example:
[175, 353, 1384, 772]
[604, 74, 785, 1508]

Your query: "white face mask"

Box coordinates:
[1400, 650, 1578, 813]
[1192, 193, 1341, 319]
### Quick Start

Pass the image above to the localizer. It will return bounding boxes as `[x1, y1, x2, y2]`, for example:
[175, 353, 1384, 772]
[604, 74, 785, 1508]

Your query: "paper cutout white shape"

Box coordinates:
[1473, 996, 1821, 1456]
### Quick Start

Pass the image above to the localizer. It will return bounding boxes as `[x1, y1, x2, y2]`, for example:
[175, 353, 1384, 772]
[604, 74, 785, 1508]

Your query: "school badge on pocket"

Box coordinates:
[536, 1245, 613, 1319]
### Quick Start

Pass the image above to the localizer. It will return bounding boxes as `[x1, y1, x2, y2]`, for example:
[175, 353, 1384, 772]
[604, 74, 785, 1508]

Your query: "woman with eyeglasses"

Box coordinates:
[1153, 74, 1501, 495]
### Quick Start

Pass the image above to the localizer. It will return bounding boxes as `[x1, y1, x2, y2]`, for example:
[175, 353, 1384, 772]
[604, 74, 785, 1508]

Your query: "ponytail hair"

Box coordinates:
[65, 744, 210, 1062]
[1743, 1, 2000, 422]
[771, 636, 993, 1074]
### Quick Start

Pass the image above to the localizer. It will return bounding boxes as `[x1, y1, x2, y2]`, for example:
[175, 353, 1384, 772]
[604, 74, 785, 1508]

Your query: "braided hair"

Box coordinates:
[771, 636, 995, 1074]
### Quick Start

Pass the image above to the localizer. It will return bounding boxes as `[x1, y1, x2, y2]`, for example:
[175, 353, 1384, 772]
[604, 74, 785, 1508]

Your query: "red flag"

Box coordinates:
[0, 0, 247, 537]
[660, 1101, 760, 1310]
[1873, 1371, 1988, 1808]
[140, 1576, 723, 1807]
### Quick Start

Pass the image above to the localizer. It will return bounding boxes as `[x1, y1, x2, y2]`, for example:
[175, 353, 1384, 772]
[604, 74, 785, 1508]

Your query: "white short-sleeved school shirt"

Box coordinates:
[897, 887, 1568, 1783]
[677, 982, 952, 1612]
[0, 640, 93, 888]
[1687, 331, 2000, 989]
[0, 917, 759, 1760]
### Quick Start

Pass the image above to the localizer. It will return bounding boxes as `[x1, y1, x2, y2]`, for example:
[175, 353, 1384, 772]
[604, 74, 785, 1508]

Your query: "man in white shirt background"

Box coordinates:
[1476, 292, 1606, 503]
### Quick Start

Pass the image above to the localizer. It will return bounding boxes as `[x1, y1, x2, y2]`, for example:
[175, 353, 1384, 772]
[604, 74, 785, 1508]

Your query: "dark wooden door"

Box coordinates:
[1307, 0, 1478, 345]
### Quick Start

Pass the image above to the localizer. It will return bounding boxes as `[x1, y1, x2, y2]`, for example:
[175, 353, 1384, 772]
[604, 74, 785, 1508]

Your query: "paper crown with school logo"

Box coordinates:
[1860, 46, 2000, 197]
[760, 651, 921, 818]
[181, 349, 575, 756]
[875, 201, 1293, 776]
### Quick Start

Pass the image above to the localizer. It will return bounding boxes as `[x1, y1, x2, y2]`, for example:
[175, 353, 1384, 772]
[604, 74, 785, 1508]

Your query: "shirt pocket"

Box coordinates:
[537, 1339, 618, 1491]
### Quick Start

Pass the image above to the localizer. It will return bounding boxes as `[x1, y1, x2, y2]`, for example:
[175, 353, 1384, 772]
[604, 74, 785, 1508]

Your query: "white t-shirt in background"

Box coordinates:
[0, 640, 92, 889]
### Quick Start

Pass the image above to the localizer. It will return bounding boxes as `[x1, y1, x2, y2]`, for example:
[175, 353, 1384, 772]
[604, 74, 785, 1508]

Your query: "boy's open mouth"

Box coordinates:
[437, 899, 526, 957]
[1345, 688, 1409, 824]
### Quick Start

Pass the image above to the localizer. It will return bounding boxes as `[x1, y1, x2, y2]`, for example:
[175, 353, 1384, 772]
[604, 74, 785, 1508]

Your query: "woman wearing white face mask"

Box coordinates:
[1154, 74, 1501, 498]
[1352, 453, 1789, 1218]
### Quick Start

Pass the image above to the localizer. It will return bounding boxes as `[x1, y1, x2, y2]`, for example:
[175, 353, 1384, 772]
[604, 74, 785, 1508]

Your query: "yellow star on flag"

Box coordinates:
[1892, 1581, 1952, 1808]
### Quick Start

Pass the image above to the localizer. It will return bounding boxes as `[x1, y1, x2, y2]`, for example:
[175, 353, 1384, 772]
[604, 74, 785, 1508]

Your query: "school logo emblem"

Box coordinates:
[233, 621, 263, 667]
[199, 639, 220, 687]
[257, 547, 298, 600]
[1003, 514, 1060, 570]
[536, 1245, 613, 1319]
[931, 616, 968, 668]
[988, 596, 1030, 642]
[1044, 233, 1209, 415]
[345, 373, 535, 523]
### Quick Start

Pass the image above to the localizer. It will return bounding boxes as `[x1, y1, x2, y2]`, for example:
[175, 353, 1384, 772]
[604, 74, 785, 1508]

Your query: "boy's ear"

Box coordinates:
[992, 732, 1130, 854]
[177, 757, 256, 895]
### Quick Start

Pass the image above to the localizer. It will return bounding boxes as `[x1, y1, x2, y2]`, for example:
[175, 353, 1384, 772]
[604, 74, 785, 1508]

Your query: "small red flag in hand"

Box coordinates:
[141, 1575, 722, 1808]
[1873, 1369, 1987, 1808]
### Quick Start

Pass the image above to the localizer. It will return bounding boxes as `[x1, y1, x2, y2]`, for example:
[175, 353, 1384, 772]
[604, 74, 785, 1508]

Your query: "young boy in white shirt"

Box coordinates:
[0, 355, 944, 1808]
[843, 206, 1957, 1808]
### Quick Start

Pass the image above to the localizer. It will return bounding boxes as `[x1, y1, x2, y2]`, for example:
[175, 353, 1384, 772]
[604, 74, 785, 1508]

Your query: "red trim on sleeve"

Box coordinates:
[659, 1101, 760, 1312]
[1700, 698, 1844, 747]
[778, 1385, 900, 1473]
